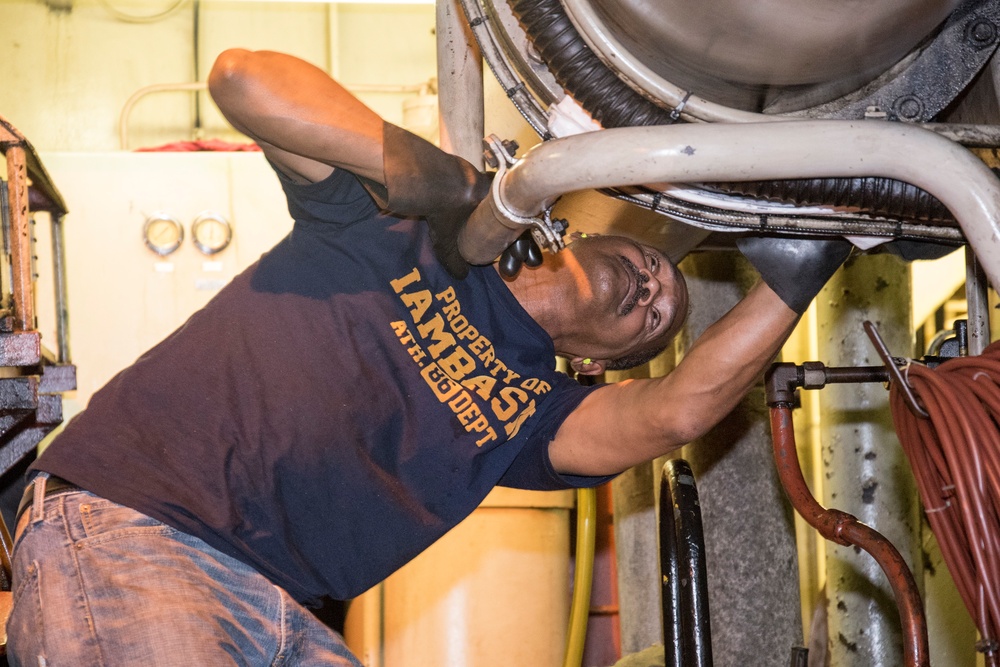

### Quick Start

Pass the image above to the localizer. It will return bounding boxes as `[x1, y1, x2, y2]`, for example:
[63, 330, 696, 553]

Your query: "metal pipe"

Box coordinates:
[119, 80, 435, 151]
[966, 247, 991, 356]
[459, 120, 1000, 288]
[822, 261, 922, 667]
[920, 123, 1000, 148]
[659, 458, 712, 667]
[768, 405, 930, 667]
[765, 362, 890, 404]
[118, 82, 207, 150]
[436, 0, 485, 167]
[50, 214, 70, 364]
[838, 519, 931, 667]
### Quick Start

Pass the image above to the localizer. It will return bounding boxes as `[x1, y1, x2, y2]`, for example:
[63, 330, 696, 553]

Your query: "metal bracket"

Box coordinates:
[481, 134, 568, 254]
[863, 321, 930, 419]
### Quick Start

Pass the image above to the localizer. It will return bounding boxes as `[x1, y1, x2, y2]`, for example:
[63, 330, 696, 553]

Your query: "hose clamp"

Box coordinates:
[482, 134, 567, 254]
[668, 91, 693, 123]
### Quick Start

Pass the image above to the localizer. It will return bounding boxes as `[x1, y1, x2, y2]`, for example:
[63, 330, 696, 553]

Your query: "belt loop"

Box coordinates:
[30, 472, 50, 524]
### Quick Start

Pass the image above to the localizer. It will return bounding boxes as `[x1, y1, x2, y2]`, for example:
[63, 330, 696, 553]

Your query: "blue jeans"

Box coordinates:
[7, 476, 363, 666]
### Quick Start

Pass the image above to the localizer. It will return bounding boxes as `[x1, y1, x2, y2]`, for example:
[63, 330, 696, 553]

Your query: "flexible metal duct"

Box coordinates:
[705, 177, 954, 225]
[510, 0, 673, 129]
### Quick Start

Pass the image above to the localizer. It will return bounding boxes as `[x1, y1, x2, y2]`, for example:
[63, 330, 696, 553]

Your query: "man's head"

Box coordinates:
[504, 232, 688, 374]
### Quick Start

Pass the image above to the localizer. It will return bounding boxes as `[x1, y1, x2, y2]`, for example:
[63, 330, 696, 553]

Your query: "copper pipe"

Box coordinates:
[769, 405, 930, 667]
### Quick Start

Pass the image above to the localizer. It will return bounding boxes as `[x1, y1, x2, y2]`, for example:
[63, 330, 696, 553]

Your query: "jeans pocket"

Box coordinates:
[77, 498, 175, 547]
[7, 559, 44, 665]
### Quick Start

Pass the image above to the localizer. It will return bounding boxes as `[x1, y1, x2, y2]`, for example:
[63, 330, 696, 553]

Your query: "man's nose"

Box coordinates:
[638, 270, 658, 305]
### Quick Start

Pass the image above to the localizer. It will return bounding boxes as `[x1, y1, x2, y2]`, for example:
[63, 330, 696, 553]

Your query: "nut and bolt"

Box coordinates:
[967, 18, 997, 46]
[893, 95, 924, 121]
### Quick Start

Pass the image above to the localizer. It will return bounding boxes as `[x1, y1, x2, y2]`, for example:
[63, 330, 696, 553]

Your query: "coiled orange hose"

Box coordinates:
[890, 340, 1000, 666]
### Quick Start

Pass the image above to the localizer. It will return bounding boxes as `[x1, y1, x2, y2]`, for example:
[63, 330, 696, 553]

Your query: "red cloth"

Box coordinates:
[135, 139, 262, 153]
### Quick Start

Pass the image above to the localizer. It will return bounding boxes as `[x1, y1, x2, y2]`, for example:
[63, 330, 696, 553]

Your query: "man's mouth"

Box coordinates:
[618, 255, 649, 316]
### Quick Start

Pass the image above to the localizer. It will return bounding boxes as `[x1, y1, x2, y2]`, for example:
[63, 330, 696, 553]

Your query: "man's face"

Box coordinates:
[556, 233, 688, 362]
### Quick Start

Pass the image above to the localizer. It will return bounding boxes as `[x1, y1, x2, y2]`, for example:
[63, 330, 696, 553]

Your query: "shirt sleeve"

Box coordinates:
[271, 162, 382, 229]
[498, 381, 618, 490]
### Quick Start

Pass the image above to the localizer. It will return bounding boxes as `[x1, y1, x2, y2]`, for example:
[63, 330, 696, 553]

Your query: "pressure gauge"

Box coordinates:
[191, 211, 233, 256]
[143, 212, 184, 256]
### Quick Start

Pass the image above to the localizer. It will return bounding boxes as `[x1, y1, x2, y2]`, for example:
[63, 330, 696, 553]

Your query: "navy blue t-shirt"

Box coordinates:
[34, 166, 607, 604]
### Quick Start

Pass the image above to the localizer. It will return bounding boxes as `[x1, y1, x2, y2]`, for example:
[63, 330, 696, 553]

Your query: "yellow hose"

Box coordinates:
[564, 487, 597, 667]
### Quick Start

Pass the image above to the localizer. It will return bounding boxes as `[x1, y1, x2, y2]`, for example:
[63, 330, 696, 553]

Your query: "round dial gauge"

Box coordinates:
[191, 211, 233, 256]
[143, 213, 184, 256]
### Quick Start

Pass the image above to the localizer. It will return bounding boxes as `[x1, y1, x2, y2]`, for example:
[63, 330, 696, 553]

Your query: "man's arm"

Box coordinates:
[208, 49, 384, 185]
[549, 280, 797, 476]
[550, 236, 852, 477]
[209, 49, 491, 278]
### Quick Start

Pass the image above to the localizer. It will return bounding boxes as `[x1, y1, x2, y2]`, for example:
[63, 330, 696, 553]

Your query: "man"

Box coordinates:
[6, 49, 848, 665]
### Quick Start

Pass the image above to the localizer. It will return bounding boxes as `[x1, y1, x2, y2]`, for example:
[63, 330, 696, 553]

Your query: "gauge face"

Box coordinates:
[191, 212, 233, 256]
[143, 213, 184, 256]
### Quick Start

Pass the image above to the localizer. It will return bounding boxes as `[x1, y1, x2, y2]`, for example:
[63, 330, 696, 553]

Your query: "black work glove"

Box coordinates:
[498, 231, 543, 279]
[362, 122, 492, 279]
[736, 235, 853, 314]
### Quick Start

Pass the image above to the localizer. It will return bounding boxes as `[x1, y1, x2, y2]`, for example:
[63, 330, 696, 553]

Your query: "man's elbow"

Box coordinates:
[652, 403, 711, 451]
[207, 48, 254, 111]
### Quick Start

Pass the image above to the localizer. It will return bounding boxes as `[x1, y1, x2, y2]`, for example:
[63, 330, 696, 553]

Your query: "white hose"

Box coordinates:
[459, 120, 1000, 289]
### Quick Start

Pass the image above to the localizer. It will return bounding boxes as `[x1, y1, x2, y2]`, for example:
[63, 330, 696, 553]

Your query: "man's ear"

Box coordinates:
[570, 356, 607, 376]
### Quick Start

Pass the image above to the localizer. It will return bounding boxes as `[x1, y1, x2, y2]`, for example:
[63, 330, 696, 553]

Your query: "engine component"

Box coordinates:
[461, 0, 1000, 248]
[459, 121, 1000, 289]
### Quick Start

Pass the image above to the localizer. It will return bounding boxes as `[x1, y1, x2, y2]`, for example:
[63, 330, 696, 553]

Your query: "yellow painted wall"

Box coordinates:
[1, 0, 439, 407]
[0, 0, 436, 151]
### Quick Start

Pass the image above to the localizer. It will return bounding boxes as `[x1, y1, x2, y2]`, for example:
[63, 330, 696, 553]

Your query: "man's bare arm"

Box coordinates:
[549, 280, 798, 476]
[208, 49, 384, 185]
[210, 49, 491, 278]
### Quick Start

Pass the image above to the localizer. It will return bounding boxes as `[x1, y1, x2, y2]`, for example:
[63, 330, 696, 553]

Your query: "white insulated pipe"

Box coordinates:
[459, 120, 1000, 289]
